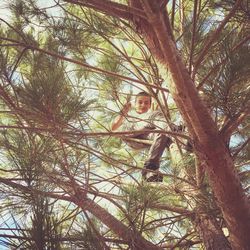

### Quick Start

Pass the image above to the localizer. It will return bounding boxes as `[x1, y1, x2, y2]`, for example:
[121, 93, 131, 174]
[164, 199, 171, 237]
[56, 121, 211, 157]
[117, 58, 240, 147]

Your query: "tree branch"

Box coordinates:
[0, 36, 169, 93]
[0, 177, 73, 202]
[193, 0, 241, 76]
[62, 0, 146, 20]
[189, 0, 199, 75]
[233, 138, 250, 159]
[220, 110, 249, 140]
[197, 34, 250, 90]
[76, 197, 163, 250]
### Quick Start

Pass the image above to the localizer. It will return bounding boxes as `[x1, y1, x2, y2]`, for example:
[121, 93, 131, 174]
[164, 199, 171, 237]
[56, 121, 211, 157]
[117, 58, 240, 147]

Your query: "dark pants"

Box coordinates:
[124, 132, 172, 171]
[143, 133, 172, 171]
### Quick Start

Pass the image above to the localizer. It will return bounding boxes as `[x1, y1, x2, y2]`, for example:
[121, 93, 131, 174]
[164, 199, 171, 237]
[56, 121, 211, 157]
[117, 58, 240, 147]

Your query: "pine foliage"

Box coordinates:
[0, 0, 249, 249]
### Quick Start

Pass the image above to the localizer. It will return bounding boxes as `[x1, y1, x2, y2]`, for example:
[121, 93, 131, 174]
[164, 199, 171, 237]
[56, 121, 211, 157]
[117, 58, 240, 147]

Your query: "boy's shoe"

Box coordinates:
[146, 173, 163, 182]
[142, 163, 163, 182]
[142, 170, 163, 182]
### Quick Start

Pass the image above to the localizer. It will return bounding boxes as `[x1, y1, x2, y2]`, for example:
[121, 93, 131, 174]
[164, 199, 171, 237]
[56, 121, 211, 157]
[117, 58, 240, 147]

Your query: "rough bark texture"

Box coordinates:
[195, 213, 231, 250]
[129, 1, 250, 249]
[170, 144, 231, 249]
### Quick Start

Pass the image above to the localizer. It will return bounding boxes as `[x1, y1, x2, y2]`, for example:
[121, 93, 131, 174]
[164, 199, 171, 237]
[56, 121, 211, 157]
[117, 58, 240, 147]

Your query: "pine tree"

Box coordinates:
[0, 0, 249, 249]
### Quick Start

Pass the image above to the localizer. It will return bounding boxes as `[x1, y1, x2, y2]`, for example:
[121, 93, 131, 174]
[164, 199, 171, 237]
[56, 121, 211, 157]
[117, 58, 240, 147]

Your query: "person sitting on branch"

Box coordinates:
[111, 91, 173, 182]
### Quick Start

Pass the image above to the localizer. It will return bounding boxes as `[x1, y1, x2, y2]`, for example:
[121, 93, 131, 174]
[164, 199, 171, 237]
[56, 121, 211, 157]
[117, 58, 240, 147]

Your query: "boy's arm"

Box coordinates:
[111, 102, 131, 131]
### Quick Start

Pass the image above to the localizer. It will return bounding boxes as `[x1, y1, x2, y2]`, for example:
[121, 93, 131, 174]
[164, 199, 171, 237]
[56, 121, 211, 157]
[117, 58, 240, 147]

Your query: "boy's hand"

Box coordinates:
[121, 102, 131, 116]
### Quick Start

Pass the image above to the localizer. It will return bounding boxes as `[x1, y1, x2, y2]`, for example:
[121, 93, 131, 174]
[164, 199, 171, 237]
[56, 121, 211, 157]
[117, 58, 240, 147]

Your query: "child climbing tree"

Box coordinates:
[0, 1, 249, 249]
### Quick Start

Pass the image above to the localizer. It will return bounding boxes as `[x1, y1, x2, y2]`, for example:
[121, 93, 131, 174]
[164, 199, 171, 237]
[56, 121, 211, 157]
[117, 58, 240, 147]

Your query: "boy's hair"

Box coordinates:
[136, 91, 152, 103]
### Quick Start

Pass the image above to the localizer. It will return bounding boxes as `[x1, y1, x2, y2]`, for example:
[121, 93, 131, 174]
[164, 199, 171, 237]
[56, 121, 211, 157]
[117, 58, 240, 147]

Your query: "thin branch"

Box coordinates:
[9, 48, 28, 81]
[189, 0, 198, 75]
[170, 0, 176, 29]
[233, 138, 250, 159]
[169, 231, 197, 249]
[0, 234, 132, 245]
[0, 124, 191, 141]
[0, 36, 169, 93]
[0, 85, 18, 110]
[193, 0, 241, 76]
[160, 0, 169, 10]
[0, 43, 22, 47]
[0, 18, 27, 42]
[0, 177, 73, 202]
[220, 110, 249, 140]
[161, 239, 201, 249]
[147, 204, 192, 215]
[197, 34, 250, 90]
[62, 0, 146, 20]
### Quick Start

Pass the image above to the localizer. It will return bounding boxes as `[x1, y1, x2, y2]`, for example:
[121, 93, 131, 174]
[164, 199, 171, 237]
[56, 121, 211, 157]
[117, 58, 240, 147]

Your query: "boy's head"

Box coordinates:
[135, 91, 151, 114]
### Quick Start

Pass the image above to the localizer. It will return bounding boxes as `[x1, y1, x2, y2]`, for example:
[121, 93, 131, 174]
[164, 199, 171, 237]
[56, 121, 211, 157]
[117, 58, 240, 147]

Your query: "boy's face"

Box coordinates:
[135, 95, 151, 114]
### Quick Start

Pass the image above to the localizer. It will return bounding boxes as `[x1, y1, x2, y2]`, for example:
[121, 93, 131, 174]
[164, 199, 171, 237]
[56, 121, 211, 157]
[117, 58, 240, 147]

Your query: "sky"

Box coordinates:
[0, 0, 60, 20]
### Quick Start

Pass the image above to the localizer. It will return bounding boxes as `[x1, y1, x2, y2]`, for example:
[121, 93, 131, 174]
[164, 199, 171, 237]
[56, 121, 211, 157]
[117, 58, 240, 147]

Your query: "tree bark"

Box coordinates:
[194, 212, 231, 250]
[130, 1, 250, 249]
[170, 143, 231, 250]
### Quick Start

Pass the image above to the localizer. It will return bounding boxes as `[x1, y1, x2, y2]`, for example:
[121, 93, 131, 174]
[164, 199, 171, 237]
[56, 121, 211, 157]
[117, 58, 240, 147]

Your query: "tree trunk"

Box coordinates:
[195, 212, 231, 250]
[170, 143, 231, 250]
[130, 1, 250, 249]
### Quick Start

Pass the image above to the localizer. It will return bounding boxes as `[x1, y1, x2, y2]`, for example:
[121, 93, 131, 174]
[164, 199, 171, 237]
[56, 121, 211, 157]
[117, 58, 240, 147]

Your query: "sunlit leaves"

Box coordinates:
[0, 0, 249, 249]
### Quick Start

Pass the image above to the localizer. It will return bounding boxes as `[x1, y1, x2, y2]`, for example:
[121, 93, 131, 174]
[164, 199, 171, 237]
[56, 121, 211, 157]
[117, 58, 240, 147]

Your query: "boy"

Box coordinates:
[111, 91, 172, 182]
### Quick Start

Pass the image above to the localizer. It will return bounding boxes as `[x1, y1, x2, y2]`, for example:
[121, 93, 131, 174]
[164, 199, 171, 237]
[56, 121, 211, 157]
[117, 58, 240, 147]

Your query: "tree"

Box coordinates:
[0, 0, 249, 249]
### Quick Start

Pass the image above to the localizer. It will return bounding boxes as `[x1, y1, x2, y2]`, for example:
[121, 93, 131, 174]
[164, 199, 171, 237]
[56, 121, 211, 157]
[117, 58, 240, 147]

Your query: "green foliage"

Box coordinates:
[97, 46, 124, 101]
[201, 28, 250, 116]
[15, 53, 94, 126]
[10, 0, 49, 25]
[0, 1, 249, 249]
[0, 130, 54, 187]
[117, 182, 187, 242]
[25, 197, 62, 250]
[71, 226, 105, 250]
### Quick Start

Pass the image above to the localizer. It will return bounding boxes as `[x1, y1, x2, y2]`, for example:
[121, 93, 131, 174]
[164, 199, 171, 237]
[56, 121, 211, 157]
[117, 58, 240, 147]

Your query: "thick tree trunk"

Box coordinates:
[170, 144, 231, 250]
[195, 212, 231, 250]
[130, 1, 250, 249]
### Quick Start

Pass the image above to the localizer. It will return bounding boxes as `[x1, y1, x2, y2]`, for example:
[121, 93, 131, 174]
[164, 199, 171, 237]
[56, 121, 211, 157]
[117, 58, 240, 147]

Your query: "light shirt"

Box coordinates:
[121, 109, 167, 131]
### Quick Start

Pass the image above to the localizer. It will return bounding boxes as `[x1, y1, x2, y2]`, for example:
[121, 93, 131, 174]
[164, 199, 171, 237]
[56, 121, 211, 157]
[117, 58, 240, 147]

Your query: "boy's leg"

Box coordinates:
[142, 133, 172, 182]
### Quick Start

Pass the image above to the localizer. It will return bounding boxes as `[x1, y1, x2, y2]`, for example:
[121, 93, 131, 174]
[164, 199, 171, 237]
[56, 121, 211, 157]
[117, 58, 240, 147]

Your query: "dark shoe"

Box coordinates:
[146, 173, 163, 182]
[141, 166, 157, 180]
